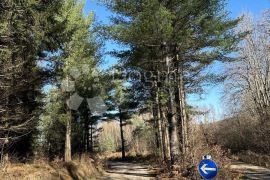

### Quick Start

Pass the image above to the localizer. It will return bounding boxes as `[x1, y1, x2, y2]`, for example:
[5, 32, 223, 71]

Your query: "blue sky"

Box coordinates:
[84, 0, 270, 120]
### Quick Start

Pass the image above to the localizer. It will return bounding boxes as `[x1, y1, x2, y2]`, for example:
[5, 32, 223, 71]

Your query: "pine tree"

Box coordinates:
[104, 0, 242, 167]
[57, 0, 100, 161]
[0, 0, 66, 159]
[39, 89, 67, 160]
[103, 66, 138, 160]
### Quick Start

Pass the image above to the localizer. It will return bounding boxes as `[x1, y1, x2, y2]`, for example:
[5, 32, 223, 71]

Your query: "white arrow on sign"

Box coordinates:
[200, 164, 217, 174]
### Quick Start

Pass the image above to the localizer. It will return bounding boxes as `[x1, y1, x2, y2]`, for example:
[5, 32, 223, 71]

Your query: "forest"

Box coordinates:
[0, 0, 269, 179]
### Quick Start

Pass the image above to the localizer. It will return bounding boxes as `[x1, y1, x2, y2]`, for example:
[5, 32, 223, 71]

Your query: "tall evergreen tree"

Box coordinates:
[0, 0, 66, 159]
[104, 0, 242, 167]
[39, 89, 67, 160]
[57, 0, 100, 161]
[103, 66, 139, 160]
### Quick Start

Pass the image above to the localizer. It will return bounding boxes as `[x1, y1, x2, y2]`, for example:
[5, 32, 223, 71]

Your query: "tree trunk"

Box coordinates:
[159, 102, 170, 164]
[166, 55, 180, 167]
[119, 109, 125, 160]
[152, 83, 163, 157]
[167, 92, 180, 166]
[90, 122, 93, 152]
[85, 119, 90, 152]
[174, 52, 188, 158]
[175, 86, 184, 153]
[152, 104, 160, 150]
[181, 83, 188, 154]
[65, 115, 72, 162]
[175, 72, 188, 156]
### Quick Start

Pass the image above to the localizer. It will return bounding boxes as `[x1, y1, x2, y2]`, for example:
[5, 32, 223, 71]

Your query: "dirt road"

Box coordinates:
[99, 160, 270, 179]
[230, 160, 270, 179]
[98, 161, 157, 180]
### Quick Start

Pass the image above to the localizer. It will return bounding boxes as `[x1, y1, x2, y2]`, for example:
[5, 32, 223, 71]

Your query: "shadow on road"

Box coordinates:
[99, 161, 157, 180]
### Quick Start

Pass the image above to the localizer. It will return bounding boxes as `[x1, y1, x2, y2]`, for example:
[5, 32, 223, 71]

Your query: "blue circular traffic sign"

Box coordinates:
[198, 159, 218, 179]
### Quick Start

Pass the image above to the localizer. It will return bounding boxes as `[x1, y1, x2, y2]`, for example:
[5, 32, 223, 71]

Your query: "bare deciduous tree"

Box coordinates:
[225, 12, 270, 123]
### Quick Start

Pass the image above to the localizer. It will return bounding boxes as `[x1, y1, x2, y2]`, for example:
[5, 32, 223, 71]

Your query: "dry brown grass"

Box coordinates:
[234, 151, 270, 168]
[0, 154, 101, 180]
[154, 122, 243, 179]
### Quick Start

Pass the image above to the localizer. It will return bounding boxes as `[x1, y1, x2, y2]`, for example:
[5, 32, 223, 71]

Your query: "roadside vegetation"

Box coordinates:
[0, 0, 269, 179]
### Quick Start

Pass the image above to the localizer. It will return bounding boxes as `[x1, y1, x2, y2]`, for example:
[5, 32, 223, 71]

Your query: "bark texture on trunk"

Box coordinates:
[166, 55, 180, 166]
[174, 52, 188, 159]
[176, 70, 188, 156]
[167, 92, 180, 166]
[119, 109, 125, 160]
[152, 82, 164, 158]
[90, 122, 93, 152]
[84, 119, 90, 152]
[152, 103, 160, 150]
[159, 102, 170, 163]
[65, 115, 72, 162]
